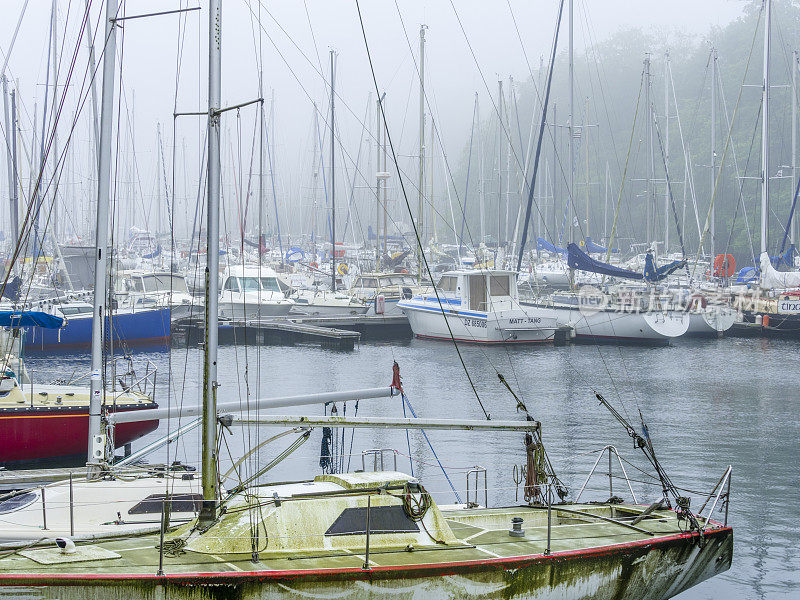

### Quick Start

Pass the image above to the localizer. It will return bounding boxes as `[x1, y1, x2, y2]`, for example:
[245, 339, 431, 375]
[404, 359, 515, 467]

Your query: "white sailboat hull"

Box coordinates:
[532, 304, 689, 344]
[684, 306, 737, 336]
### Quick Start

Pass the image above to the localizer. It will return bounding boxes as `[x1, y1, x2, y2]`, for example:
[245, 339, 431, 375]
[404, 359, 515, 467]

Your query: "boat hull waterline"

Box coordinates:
[0, 405, 158, 462]
[22, 308, 172, 351]
[526, 304, 690, 345]
[0, 527, 732, 599]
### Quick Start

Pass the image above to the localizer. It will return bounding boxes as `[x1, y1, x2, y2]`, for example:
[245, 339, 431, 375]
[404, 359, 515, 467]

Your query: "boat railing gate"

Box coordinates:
[361, 448, 398, 472]
[466, 466, 487, 508]
[697, 465, 732, 530]
[111, 356, 158, 400]
[575, 445, 638, 504]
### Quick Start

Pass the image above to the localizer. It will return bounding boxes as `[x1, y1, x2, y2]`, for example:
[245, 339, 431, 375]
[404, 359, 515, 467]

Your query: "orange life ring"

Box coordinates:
[713, 254, 735, 278]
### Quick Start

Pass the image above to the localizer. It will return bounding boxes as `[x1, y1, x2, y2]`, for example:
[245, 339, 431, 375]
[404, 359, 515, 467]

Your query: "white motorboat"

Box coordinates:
[398, 270, 560, 344]
[219, 265, 294, 320]
[115, 270, 198, 320]
[290, 289, 368, 316]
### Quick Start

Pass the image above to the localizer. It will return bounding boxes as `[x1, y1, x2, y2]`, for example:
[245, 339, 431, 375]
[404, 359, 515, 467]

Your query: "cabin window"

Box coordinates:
[131, 278, 145, 292]
[325, 505, 419, 536]
[238, 277, 261, 292]
[357, 278, 378, 288]
[489, 275, 512, 296]
[468, 275, 487, 311]
[128, 493, 203, 515]
[142, 274, 189, 294]
[223, 278, 239, 292]
[0, 491, 37, 514]
[437, 276, 457, 292]
[260, 277, 281, 292]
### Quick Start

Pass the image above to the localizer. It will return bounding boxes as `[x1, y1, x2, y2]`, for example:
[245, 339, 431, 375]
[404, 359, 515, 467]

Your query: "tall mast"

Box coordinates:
[568, 0, 574, 244]
[761, 0, 771, 255]
[375, 96, 381, 266]
[710, 47, 717, 257]
[50, 0, 59, 242]
[664, 50, 670, 253]
[2, 78, 15, 245]
[552, 103, 557, 240]
[645, 53, 653, 246]
[417, 25, 426, 283]
[478, 96, 485, 242]
[200, 0, 222, 525]
[312, 103, 319, 258]
[792, 49, 797, 247]
[10, 90, 19, 246]
[329, 50, 336, 291]
[584, 97, 590, 239]
[87, 0, 118, 472]
[497, 79, 504, 252]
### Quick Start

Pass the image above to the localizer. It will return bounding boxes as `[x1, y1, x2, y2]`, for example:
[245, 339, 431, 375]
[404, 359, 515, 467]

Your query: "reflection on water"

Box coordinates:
[14, 334, 800, 599]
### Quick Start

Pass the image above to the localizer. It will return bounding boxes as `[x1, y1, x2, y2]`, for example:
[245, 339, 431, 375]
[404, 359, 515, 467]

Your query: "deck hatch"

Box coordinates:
[325, 505, 419, 536]
[128, 493, 203, 515]
[0, 491, 37, 514]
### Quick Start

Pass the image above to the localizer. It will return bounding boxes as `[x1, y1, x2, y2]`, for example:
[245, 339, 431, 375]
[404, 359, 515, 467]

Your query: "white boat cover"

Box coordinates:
[760, 251, 800, 289]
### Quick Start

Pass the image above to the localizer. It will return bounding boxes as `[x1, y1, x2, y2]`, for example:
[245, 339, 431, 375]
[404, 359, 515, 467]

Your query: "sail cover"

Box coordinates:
[584, 237, 619, 254]
[643, 253, 687, 283]
[0, 311, 64, 329]
[567, 243, 643, 280]
[537, 237, 567, 256]
[769, 245, 796, 269]
[760, 251, 800, 289]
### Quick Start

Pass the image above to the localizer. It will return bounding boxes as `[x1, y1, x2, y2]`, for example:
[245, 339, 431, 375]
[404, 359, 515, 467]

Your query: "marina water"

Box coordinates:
[18, 335, 799, 600]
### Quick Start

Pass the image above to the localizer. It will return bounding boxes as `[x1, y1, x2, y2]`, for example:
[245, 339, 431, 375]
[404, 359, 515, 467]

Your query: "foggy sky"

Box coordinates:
[0, 1, 747, 238]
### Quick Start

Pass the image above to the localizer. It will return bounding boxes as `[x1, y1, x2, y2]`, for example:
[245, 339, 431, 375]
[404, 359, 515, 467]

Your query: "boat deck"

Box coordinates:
[0, 503, 730, 582]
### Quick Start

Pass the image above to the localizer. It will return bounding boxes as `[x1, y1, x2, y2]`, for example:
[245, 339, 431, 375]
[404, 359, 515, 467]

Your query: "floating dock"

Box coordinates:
[173, 317, 368, 351]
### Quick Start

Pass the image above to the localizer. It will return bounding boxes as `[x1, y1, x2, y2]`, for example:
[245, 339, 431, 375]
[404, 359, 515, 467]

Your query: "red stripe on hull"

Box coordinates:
[0, 526, 731, 585]
[0, 407, 159, 462]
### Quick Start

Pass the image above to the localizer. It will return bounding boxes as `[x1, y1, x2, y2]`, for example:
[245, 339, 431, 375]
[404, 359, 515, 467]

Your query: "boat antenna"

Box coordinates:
[595, 391, 701, 533]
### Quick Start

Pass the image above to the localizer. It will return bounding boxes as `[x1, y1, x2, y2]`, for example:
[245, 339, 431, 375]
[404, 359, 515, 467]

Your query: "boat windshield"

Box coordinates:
[237, 277, 261, 292]
[260, 277, 282, 292]
[141, 274, 189, 294]
[356, 278, 378, 289]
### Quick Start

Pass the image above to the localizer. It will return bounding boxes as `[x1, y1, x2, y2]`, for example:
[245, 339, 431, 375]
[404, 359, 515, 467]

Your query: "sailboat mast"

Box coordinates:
[645, 53, 653, 247]
[761, 0, 771, 255]
[200, 0, 222, 524]
[417, 25, 426, 284]
[87, 0, 118, 472]
[710, 47, 717, 257]
[664, 50, 670, 253]
[329, 51, 336, 291]
[793, 49, 797, 247]
[568, 0, 574, 245]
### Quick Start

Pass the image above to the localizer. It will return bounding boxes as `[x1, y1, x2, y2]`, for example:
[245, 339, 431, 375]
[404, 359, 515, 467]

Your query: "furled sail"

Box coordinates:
[760, 251, 800, 289]
[566, 243, 643, 280]
[643, 253, 687, 283]
[537, 237, 567, 256]
[583, 237, 619, 254]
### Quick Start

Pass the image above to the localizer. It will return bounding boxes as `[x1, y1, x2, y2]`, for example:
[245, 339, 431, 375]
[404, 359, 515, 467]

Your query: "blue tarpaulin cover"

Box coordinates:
[583, 237, 619, 254]
[0, 310, 64, 329]
[567, 243, 643, 280]
[537, 237, 567, 256]
[643, 253, 687, 283]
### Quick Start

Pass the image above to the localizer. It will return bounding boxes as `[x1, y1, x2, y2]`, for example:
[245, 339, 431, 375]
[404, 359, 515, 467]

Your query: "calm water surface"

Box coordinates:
[23, 334, 800, 599]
